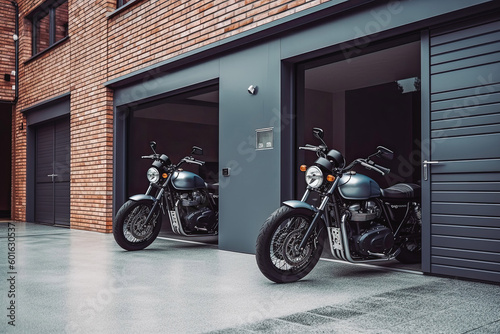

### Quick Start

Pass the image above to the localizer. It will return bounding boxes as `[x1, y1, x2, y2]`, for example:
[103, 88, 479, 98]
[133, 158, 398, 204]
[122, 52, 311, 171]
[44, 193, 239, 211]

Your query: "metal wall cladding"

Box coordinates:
[429, 13, 500, 283]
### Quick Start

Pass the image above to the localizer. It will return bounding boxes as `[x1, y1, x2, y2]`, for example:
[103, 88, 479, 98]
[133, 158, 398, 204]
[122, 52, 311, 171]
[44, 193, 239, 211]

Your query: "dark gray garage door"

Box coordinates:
[35, 117, 70, 225]
[427, 13, 500, 282]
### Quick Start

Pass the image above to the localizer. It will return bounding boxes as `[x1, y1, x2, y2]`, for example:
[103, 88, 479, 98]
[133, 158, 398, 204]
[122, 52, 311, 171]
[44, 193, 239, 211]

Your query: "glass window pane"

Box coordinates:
[55, 1, 68, 42]
[35, 12, 50, 54]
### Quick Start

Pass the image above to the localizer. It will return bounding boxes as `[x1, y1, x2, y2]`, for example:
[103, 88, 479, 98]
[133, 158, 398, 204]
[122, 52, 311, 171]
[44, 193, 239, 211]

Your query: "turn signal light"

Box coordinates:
[327, 175, 335, 182]
[162, 173, 168, 179]
[300, 165, 307, 172]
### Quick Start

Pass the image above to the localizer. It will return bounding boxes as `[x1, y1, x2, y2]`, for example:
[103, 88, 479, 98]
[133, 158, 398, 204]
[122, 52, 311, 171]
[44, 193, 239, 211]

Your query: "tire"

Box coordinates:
[256, 206, 326, 283]
[113, 200, 162, 251]
[396, 204, 422, 264]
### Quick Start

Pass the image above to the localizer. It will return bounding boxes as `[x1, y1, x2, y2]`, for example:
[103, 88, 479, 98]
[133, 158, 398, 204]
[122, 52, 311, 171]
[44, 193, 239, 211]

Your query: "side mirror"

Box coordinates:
[150, 141, 157, 152]
[191, 146, 203, 155]
[312, 127, 324, 140]
[377, 146, 394, 160]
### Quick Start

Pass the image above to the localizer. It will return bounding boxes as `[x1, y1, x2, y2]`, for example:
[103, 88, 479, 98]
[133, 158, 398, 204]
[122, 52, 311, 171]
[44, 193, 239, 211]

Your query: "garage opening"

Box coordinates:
[294, 37, 421, 270]
[126, 84, 219, 242]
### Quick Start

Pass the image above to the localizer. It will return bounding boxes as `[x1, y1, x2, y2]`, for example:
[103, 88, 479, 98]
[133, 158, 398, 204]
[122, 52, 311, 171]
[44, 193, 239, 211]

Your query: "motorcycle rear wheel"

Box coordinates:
[113, 199, 162, 251]
[256, 206, 325, 283]
[395, 206, 422, 264]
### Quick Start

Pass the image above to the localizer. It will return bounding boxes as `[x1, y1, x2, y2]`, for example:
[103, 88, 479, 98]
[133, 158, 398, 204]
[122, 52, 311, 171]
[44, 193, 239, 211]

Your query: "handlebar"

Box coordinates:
[182, 157, 205, 166]
[358, 160, 390, 176]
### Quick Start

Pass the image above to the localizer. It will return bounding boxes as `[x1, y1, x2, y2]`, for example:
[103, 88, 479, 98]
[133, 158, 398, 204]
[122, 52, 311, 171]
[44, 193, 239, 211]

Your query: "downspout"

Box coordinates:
[10, 0, 19, 104]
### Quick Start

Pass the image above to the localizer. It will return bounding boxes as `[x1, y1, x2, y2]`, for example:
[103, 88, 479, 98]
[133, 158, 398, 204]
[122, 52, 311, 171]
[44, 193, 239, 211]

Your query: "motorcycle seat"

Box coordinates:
[381, 183, 420, 199]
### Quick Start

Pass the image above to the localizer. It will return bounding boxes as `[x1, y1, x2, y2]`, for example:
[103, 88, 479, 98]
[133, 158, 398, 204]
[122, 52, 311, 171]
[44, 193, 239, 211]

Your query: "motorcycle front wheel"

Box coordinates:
[113, 199, 162, 251]
[256, 206, 326, 283]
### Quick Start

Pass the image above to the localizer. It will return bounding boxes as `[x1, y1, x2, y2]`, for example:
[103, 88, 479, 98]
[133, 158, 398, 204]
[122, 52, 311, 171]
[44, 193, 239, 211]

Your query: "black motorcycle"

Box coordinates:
[256, 128, 421, 283]
[113, 141, 218, 251]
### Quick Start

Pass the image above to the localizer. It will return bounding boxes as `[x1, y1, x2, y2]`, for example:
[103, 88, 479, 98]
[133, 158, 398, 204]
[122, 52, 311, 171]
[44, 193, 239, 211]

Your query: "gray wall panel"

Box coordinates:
[432, 235, 499, 252]
[432, 191, 500, 203]
[431, 51, 500, 74]
[432, 202, 500, 216]
[431, 123, 500, 138]
[431, 102, 500, 120]
[431, 91, 500, 111]
[432, 181, 500, 191]
[433, 173, 500, 182]
[218, 41, 281, 254]
[431, 133, 500, 160]
[433, 225, 500, 238]
[431, 62, 500, 93]
[431, 30, 500, 55]
[432, 256, 500, 272]
[433, 247, 500, 262]
[432, 41, 500, 65]
[432, 214, 500, 227]
[431, 83, 500, 102]
[431, 264, 500, 282]
[431, 113, 500, 130]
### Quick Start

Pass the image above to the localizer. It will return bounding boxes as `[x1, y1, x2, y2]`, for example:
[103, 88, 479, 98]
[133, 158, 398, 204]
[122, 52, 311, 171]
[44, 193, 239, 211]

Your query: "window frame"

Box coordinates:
[30, 0, 68, 56]
[117, 0, 133, 8]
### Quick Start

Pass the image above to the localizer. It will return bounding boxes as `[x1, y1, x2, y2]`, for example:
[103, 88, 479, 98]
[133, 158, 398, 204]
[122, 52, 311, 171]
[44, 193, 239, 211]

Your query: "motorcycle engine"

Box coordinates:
[345, 201, 394, 256]
[178, 191, 217, 233]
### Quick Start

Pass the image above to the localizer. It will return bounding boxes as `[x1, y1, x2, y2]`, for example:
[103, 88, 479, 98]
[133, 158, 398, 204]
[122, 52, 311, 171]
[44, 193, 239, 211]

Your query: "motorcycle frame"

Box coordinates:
[297, 179, 418, 264]
[142, 172, 219, 237]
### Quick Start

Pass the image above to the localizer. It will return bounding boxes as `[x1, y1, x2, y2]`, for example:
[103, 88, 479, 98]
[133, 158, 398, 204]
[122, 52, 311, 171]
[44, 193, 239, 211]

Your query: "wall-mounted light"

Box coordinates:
[396, 77, 420, 94]
[247, 85, 258, 95]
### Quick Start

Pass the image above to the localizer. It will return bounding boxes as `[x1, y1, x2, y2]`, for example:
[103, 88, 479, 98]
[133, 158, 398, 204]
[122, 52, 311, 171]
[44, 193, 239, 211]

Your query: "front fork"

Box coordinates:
[143, 186, 165, 226]
[298, 177, 340, 249]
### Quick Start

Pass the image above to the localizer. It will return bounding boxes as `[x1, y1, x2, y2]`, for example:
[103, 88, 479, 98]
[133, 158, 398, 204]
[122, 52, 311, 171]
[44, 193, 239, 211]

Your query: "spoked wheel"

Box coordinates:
[396, 204, 422, 264]
[256, 206, 326, 283]
[113, 199, 162, 251]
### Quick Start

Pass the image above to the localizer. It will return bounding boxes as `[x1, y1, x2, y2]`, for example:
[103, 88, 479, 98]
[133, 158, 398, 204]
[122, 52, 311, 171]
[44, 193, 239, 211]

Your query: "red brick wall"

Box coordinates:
[107, 0, 330, 80]
[12, 0, 328, 231]
[0, 0, 16, 102]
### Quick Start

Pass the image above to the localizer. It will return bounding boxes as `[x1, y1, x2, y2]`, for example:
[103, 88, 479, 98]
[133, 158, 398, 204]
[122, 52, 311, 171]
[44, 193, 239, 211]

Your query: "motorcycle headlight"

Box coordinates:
[305, 166, 324, 188]
[147, 167, 160, 184]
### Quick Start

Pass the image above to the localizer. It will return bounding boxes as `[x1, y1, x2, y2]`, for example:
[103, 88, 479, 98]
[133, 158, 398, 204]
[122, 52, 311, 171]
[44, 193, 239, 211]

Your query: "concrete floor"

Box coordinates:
[0, 222, 499, 334]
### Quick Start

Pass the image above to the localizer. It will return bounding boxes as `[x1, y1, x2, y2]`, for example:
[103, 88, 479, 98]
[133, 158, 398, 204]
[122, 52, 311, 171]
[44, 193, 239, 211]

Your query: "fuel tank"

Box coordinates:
[172, 171, 206, 190]
[338, 173, 381, 200]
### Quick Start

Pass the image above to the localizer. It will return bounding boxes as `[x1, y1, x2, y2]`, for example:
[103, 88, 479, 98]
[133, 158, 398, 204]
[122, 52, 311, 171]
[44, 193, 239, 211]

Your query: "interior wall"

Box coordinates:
[345, 82, 420, 188]
[128, 111, 219, 196]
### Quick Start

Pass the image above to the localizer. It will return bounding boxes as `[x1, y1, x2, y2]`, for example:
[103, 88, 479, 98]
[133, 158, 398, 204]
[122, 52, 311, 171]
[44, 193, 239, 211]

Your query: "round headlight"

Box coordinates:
[305, 166, 324, 188]
[146, 167, 160, 183]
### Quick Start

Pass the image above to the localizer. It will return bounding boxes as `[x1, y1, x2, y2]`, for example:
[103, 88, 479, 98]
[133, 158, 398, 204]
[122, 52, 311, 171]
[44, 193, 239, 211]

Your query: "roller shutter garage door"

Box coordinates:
[428, 13, 500, 282]
[35, 117, 70, 226]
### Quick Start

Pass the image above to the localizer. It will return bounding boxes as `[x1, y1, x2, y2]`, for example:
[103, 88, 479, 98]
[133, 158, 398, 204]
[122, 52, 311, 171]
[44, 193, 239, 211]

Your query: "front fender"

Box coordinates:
[282, 200, 317, 213]
[129, 194, 156, 202]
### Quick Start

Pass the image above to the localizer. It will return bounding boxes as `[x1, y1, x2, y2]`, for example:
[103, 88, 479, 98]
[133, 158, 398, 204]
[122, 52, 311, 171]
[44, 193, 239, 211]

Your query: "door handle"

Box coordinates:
[47, 174, 58, 181]
[422, 160, 439, 181]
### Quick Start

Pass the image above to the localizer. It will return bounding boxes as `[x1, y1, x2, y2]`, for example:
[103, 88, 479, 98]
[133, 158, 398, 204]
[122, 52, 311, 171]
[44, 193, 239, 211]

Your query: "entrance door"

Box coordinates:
[35, 117, 70, 225]
[422, 14, 500, 283]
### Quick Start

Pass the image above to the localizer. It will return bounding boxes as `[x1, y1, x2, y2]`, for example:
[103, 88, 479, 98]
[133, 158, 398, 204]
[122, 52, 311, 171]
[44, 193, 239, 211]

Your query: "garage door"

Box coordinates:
[35, 117, 70, 225]
[426, 13, 500, 282]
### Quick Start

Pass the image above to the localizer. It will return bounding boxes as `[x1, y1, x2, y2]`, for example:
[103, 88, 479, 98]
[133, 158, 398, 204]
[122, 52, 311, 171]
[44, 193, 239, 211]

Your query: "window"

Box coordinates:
[117, 0, 133, 8]
[31, 0, 68, 55]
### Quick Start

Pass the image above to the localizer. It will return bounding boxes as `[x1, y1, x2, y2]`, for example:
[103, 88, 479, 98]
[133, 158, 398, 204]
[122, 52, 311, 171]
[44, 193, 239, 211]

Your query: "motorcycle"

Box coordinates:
[256, 128, 421, 283]
[113, 141, 218, 251]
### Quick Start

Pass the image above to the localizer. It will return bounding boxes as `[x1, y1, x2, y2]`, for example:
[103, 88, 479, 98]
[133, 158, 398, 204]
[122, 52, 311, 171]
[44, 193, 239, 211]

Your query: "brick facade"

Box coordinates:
[0, 0, 16, 102]
[11, 0, 328, 232]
